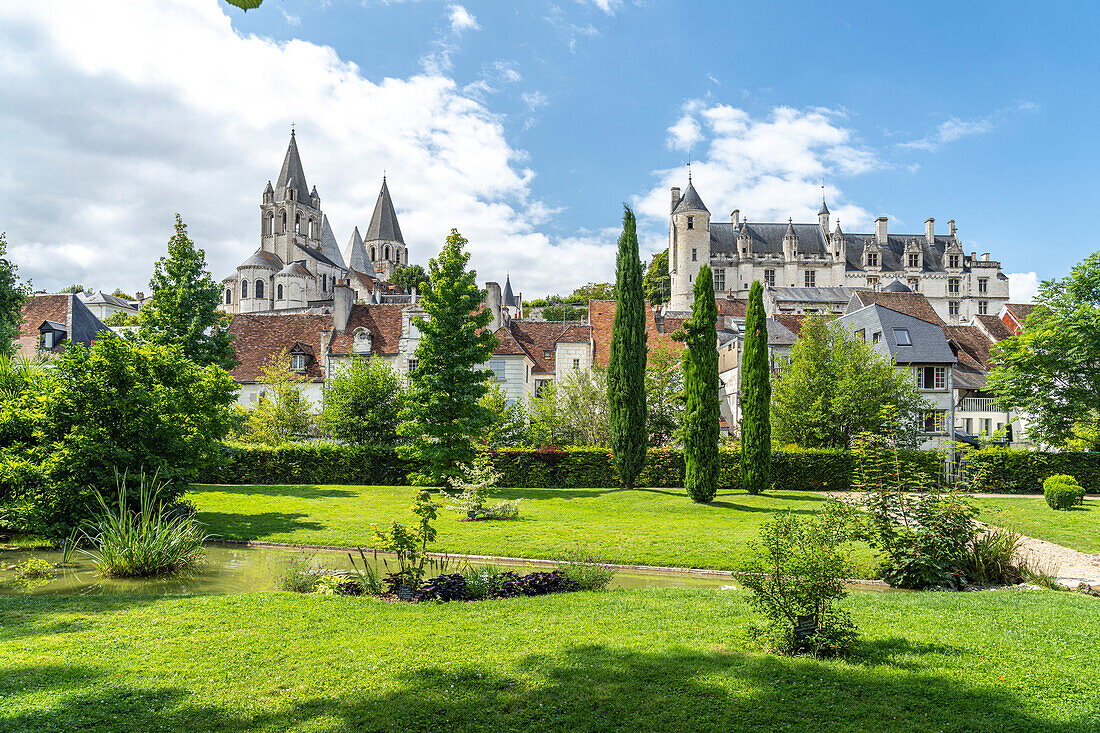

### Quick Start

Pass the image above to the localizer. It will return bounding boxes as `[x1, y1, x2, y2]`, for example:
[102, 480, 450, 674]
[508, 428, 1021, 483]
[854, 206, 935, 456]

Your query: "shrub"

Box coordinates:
[278, 554, 320, 593]
[317, 356, 405, 446]
[81, 471, 209, 578]
[461, 563, 502, 600]
[1044, 475, 1085, 510]
[440, 453, 520, 520]
[967, 450, 1100, 493]
[741, 501, 861, 657]
[553, 548, 617, 591]
[12, 557, 55, 579]
[313, 574, 363, 596]
[495, 570, 579, 598]
[962, 529, 1024, 586]
[415, 573, 469, 602]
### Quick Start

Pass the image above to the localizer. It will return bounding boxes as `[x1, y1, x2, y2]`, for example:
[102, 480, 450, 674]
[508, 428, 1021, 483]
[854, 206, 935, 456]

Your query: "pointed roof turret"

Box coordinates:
[310, 185, 319, 201]
[784, 218, 798, 239]
[264, 180, 274, 195]
[673, 179, 709, 214]
[275, 131, 311, 205]
[344, 226, 370, 272]
[818, 197, 830, 215]
[364, 177, 404, 244]
[502, 274, 515, 307]
[319, 215, 346, 269]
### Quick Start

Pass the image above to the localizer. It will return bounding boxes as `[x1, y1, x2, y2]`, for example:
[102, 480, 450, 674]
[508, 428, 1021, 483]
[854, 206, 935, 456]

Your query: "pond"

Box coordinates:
[0, 543, 896, 596]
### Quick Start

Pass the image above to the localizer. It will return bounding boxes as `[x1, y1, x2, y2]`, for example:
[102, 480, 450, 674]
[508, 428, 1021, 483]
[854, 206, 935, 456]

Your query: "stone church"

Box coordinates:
[667, 178, 1011, 324]
[220, 132, 409, 314]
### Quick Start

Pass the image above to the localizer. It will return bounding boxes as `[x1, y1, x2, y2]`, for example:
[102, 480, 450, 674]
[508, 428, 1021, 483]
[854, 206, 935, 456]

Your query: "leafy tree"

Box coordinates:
[236, 351, 314, 446]
[571, 282, 615, 301]
[478, 383, 529, 448]
[673, 264, 719, 502]
[527, 383, 563, 447]
[317, 356, 405, 446]
[398, 229, 497, 485]
[607, 206, 648, 489]
[645, 343, 684, 446]
[0, 233, 28, 357]
[539, 305, 587, 322]
[987, 252, 1100, 449]
[139, 214, 234, 370]
[0, 335, 237, 536]
[391, 264, 432, 295]
[59, 284, 91, 295]
[111, 289, 135, 301]
[740, 280, 771, 494]
[643, 248, 669, 306]
[771, 316, 926, 449]
[102, 312, 140, 327]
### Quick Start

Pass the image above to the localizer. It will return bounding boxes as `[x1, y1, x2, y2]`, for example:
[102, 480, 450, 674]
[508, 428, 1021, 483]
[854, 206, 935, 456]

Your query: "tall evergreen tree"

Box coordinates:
[398, 229, 497, 485]
[607, 206, 648, 489]
[139, 215, 234, 370]
[740, 280, 771, 494]
[0, 232, 28, 358]
[673, 264, 719, 502]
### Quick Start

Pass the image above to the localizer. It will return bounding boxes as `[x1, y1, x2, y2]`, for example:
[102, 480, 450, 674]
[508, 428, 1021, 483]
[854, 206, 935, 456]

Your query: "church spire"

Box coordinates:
[364, 177, 404, 244]
[275, 131, 312, 205]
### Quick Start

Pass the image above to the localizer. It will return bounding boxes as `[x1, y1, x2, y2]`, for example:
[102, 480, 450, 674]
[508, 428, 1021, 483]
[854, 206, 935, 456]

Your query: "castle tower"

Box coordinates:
[261, 130, 324, 265]
[668, 178, 710, 312]
[364, 177, 406, 282]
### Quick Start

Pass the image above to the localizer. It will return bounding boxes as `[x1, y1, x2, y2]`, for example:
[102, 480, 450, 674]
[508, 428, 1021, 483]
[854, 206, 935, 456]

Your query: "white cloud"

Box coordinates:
[1008, 272, 1039, 303]
[637, 103, 881, 250]
[280, 7, 301, 26]
[900, 102, 1039, 152]
[447, 4, 479, 34]
[522, 91, 548, 111]
[577, 0, 622, 14]
[0, 0, 601, 296]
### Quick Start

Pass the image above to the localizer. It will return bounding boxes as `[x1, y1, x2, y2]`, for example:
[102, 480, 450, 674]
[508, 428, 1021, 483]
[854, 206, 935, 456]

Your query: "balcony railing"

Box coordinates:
[957, 397, 999, 413]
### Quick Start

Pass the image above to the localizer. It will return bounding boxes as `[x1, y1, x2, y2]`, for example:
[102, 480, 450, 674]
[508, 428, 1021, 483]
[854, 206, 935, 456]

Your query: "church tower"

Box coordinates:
[668, 177, 711, 312]
[364, 177, 407, 281]
[261, 130, 324, 265]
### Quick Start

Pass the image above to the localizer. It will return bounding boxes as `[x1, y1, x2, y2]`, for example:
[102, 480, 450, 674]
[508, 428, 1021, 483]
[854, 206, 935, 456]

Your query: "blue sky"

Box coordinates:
[2, 0, 1097, 299]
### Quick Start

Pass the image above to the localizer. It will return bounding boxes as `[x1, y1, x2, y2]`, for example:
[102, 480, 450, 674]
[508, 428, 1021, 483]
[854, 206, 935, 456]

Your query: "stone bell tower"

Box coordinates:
[668, 177, 711, 312]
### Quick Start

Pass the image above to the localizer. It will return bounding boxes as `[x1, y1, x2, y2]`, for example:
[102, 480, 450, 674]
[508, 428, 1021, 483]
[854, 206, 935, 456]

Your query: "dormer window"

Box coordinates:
[948, 254, 961, 269]
[866, 252, 879, 268]
[353, 327, 373, 354]
[907, 253, 920, 268]
[893, 328, 912, 346]
[687, 216, 694, 230]
[290, 354, 308, 371]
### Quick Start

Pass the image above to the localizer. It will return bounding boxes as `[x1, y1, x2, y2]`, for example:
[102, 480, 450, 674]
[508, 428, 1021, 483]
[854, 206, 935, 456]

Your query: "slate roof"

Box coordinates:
[846, 291, 945, 326]
[344, 227, 371, 273]
[768, 286, 863, 304]
[882, 278, 913, 293]
[294, 243, 340, 269]
[673, 181, 709, 214]
[765, 318, 798, 347]
[839, 304, 957, 365]
[841, 233, 961, 273]
[16, 294, 108, 354]
[711, 221, 830, 257]
[329, 304, 408, 357]
[240, 249, 284, 270]
[228, 313, 332, 382]
[364, 178, 404, 244]
[318, 215, 347, 270]
[274, 131, 312, 205]
[277, 262, 313, 279]
[82, 292, 138, 310]
[502, 275, 517, 308]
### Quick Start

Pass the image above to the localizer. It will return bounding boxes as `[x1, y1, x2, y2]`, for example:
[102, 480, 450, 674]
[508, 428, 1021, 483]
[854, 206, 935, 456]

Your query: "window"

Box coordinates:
[384, 245, 391, 260]
[290, 354, 307, 371]
[255, 279, 264, 299]
[281, 211, 287, 233]
[907, 277, 920, 291]
[687, 216, 694, 230]
[982, 418, 992, 436]
[964, 418, 973, 434]
[907, 253, 920, 268]
[572, 358, 580, 370]
[764, 269, 775, 286]
[893, 328, 912, 346]
[225, 289, 232, 305]
[948, 254, 960, 269]
[867, 276, 880, 289]
[866, 252, 878, 268]
[949, 300, 960, 316]
[277, 284, 284, 300]
[978, 277, 988, 294]
[855, 328, 866, 342]
[872, 331, 881, 344]
[487, 358, 504, 380]
[241, 280, 248, 298]
[544, 350, 552, 359]
[370, 246, 377, 261]
[526, 364, 530, 383]
[408, 358, 419, 374]
[295, 213, 301, 234]
[923, 410, 947, 434]
[804, 270, 815, 287]
[948, 278, 960, 294]
[691, 248, 697, 262]
[322, 274, 327, 291]
[713, 269, 725, 291]
[917, 366, 946, 390]
[978, 300, 988, 315]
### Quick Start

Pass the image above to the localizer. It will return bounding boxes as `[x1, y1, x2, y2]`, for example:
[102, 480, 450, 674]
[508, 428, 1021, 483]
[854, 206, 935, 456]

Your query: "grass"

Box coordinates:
[1, 588, 1098, 732]
[188, 484, 880, 576]
[971, 495, 1100, 554]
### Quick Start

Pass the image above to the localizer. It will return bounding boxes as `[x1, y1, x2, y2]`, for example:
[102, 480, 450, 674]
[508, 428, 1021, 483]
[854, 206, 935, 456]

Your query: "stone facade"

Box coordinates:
[667, 180, 1011, 324]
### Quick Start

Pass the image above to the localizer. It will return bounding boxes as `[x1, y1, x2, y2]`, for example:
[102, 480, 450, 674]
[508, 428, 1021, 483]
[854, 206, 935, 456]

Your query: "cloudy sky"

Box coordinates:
[2, 1, 1098, 302]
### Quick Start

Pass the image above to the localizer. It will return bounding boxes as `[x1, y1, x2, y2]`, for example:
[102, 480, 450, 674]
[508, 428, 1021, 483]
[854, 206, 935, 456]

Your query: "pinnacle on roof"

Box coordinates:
[834, 220, 842, 234]
[364, 178, 404, 244]
[673, 180, 709, 214]
[502, 274, 515, 307]
[343, 226, 371, 272]
[784, 218, 797, 238]
[310, 185, 319, 200]
[264, 180, 273, 194]
[818, 196, 830, 215]
[275, 131, 312, 205]
[319, 215, 347, 269]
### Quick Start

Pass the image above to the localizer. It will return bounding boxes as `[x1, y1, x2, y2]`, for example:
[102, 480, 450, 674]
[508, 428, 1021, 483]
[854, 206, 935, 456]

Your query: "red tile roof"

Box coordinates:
[848, 291, 945, 326]
[589, 300, 685, 368]
[228, 313, 332, 382]
[1003, 303, 1035, 325]
[510, 320, 567, 374]
[329, 304, 408, 357]
[716, 297, 749, 318]
[974, 314, 1013, 342]
[492, 324, 527, 356]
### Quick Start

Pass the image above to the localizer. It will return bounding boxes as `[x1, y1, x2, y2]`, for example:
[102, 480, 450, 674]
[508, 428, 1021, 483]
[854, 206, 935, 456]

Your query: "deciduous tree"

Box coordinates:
[236, 351, 314, 446]
[643, 248, 669, 306]
[0, 232, 28, 358]
[318, 356, 404, 446]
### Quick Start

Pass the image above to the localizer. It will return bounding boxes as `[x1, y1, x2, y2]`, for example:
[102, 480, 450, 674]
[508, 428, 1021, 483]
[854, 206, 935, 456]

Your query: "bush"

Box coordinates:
[1044, 475, 1085, 510]
[414, 573, 469, 602]
[967, 450, 1100, 494]
[461, 563, 502, 600]
[278, 554, 320, 593]
[495, 570, 579, 598]
[962, 529, 1024, 585]
[553, 548, 617, 591]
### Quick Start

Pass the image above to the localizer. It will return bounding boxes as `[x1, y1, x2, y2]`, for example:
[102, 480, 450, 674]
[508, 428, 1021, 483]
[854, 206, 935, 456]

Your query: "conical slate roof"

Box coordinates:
[673, 180, 709, 214]
[502, 274, 515, 307]
[275, 131, 312, 205]
[784, 219, 798, 239]
[818, 196, 830, 215]
[344, 226, 372, 272]
[883, 278, 913, 293]
[319, 215, 346, 269]
[240, 249, 283, 270]
[364, 178, 404, 244]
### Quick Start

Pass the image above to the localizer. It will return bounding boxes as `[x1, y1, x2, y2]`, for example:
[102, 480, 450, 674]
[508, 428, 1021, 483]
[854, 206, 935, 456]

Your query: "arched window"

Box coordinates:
[255, 279, 264, 299]
[277, 284, 284, 300]
[281, 211, 287, 233]
[370, 246, 376, 261]
[242, 280, 248, 298]
[264, 214, 273, 236]
[310, 219, 317, 238]
[295, 213, 301, 234]
[322, 274, 327, 291]
[225, 288, 232, 304]
[384, 245, 390, 260]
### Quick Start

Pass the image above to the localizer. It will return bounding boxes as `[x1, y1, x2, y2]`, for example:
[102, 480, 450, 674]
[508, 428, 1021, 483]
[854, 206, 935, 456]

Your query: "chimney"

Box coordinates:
[135, 292, 145, 302]
[485, 281, 503, 332]
[970, 251, 976, 261]
[410, 286, 417, 305]
[670, 187, 681, 214]
[981, 253, 990, 262]
[731, 209, 740, 227]
[875, 217, 888, 245]
[948, 219, 957, 237]
[333, 279, 353, 333]
[924, 218, 935, 245]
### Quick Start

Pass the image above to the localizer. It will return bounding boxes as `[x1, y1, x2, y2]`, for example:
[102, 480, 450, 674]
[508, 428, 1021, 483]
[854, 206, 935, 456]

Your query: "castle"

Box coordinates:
[666, 178, 1011, 324]
[220, 132, 409, 315]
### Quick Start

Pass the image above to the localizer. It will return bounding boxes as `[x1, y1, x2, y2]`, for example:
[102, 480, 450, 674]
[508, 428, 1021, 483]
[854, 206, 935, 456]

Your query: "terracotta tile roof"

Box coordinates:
[716, 297, 749, 318]
[662, 316, 687, 335]
[588, 299, 685, 368]
[347, 268, 405, 296]
[1003, 303, 1035, 324]
[848, 291, 944, 326]
[510, 320, 568, 374]
[556, 324, 592, 343]
[974, 314, 1013, 342]
[492, 324, 527, 356]
[943, 324, 994, 389]
[772, 313, 837, 339]
[228, 313, 333, 382]
[329, 304, 408, 357]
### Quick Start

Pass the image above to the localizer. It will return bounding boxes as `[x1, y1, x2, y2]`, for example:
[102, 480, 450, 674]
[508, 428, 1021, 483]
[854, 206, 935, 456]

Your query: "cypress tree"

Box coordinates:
[740, 280, 771, 494]
[607, 206, 648, 489]
[673, 263, 719, 502]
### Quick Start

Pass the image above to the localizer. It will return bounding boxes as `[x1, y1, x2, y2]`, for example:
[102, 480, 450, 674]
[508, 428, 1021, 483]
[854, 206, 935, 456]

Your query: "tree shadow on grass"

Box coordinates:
[194, 511, 325, 541]
[191, 484, 359, 499]
[0, 595, 165, 641]
[3, 640, 1094, 732]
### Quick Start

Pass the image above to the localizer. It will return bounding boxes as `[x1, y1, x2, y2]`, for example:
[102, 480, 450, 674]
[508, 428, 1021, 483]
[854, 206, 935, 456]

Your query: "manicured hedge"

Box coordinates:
[203, 443, 416, 486]
[966, 449, 1100, 494]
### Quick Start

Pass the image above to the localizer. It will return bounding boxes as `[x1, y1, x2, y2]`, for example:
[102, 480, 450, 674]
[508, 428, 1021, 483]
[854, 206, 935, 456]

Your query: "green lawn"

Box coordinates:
[2, 588, 1097, 732]
[972, 495, 1100, 554]
[189, 484, 880, 575]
